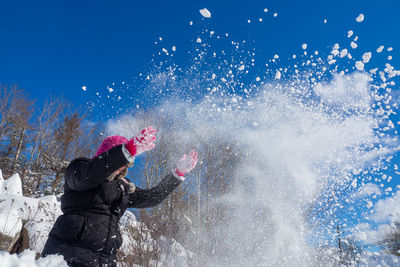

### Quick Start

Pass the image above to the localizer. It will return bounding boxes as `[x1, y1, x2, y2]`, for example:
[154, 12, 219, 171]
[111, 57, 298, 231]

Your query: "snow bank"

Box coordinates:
[0, 172, 24, 243]
[0, 171, 61, 253]
[0, 170, 22, 195]
[0, 170, 66, 265]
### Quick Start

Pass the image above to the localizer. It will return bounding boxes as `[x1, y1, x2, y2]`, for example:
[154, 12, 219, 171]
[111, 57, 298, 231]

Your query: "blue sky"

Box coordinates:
[1, 0, 400, 108]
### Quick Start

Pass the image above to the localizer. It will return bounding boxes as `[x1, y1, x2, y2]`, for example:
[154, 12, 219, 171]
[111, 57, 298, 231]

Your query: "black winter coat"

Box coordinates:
[42, 144, 182, 267]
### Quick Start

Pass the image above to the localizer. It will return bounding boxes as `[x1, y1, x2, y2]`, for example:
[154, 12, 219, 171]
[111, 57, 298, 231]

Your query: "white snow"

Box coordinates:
[314, 72, 370, 108]
[0, 172, 61, 253]
[199, 8, 211, 18]
[347, 30, 354, 38]
[302, 43, 307, 50]
[0, 172, 22, 195]
[352, 223, 391, 244]
[353, 183, 381, 199]
[383, 63, 400, 78]
[362, 52, 372, 63]
[0, 250, 68, 267]
[273, 13, 278, 17]
[387, 47, 393, 52]
[172, 46, 176, 52]
[358, 251, 399, 267]
[339, 49, 348, 58]
[351, 178, 357, 188]
[356, 13, 365, 22]
[377, 45, 384, 53]
[264, 8, 268, 13]
[196, 38, 202, 43]
[238, 65, 245, 71]
[100, 59, 399, 265]
[157, 236, 194, 267]
[331, 48, 339, 56]
[371, 190, 400, 223]
[351, 41, 358, 49]
[275, 70, 281, 79]
[355, 61, 364, 70]
[81, 86, 87, 91]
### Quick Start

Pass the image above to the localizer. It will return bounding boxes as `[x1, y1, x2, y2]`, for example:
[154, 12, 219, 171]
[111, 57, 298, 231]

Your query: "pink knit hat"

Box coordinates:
[94, 135, 128, 158]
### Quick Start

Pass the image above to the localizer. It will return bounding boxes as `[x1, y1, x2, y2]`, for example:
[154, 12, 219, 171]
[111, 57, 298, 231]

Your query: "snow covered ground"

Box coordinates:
[0, 250, 67, 267]
[0, 170, 67, 265]
[0, 170, 61, 252]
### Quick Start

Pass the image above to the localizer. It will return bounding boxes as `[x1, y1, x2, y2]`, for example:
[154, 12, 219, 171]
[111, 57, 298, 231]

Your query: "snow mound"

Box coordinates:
[0, 170, 62, 252]
[0, 170, 22, 196]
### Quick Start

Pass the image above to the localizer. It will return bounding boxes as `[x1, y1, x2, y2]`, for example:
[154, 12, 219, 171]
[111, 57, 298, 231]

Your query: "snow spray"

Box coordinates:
[97, 11, 400, 267]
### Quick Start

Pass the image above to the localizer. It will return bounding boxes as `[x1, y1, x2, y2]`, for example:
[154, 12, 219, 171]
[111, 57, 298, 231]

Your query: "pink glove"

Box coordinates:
[125, 126, 157, 156]
[175, 150, 198, 177]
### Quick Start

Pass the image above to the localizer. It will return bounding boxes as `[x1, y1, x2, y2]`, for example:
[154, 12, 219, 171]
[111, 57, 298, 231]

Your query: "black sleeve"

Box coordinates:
[64, 144, 134, 192]
[128, 172, 182, 208]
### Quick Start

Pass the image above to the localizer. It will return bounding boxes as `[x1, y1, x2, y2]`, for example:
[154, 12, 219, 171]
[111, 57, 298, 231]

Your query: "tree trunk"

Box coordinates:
[12, 128, 25, 173]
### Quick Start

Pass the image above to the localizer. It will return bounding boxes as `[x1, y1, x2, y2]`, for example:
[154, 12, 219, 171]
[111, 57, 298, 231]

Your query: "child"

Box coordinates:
[42, 126, 198, 266]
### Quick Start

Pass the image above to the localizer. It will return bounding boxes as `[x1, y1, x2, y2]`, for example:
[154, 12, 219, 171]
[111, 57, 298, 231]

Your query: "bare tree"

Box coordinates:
[0, 85, 21, 141]
[21, 96, 65, 195]
[381, 221, 400, 256]
[0, 85, 34, 177]
[44, 110, 100, 194]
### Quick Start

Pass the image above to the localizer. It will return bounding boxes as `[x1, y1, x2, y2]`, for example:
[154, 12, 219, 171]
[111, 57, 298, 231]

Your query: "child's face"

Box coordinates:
[115, 165, 128, 175]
